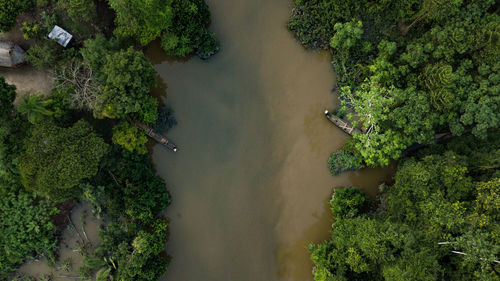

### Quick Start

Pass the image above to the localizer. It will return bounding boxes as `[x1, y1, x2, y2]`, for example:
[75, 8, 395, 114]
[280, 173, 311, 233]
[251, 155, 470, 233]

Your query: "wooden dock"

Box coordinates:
[134, 122, 178, 152]
[324, 110, 361, 136]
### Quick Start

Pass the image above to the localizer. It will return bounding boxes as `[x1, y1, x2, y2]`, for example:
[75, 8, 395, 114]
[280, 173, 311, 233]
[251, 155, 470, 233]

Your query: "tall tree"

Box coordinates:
[18, 120, 108, 201]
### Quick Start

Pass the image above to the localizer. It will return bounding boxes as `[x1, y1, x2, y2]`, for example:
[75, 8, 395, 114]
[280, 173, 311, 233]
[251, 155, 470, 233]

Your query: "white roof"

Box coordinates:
[48, 25, 73, 47]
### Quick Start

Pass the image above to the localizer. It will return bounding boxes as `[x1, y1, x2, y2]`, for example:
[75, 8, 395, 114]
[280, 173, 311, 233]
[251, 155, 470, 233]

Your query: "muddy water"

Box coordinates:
[147, 0, 394, 281]
[15, 203, 102, 280]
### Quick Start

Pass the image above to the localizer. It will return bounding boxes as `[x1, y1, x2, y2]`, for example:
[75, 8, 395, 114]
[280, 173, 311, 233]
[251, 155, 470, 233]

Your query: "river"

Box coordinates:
[15, 0, 393, 280]
[147, 0, 394, 280]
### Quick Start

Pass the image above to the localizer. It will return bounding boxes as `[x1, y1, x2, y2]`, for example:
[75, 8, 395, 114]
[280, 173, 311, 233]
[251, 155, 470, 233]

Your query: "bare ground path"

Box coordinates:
[0, 19, 53, 104]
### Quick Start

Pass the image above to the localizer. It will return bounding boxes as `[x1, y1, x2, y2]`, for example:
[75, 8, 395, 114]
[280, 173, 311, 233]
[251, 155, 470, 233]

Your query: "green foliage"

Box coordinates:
[18, 120, 108, 201]
[25, 41, 60, 70]
[0, 115, 30, 187]
[328, 149, 364, 175]
[0, 0, 34, 32]
[17, 94, 53, 124]
[107, 0, 219, 58]
[112, 122, 148, 154]
[79, 38, 159, 123]
[57, 0, 97, 23]
[115, 219, 168, 280]
[291, 0, 500, 166]
[97, 146, 171, 226]
[162, 0, 219, 58]
[83, 219, 169, 280]
[46, 86, 73, 126]
[0, 186, 58, 280]
[0, 76, 16, 119]
[329, 187, 369, 219]
[21, 12, 57, 40]
[108, 0, 173, 46]
[99, 47, 158, 123]
[310, 134, 500, 280]
[80, 146, 172, 280]
[80, 35, 119, 78]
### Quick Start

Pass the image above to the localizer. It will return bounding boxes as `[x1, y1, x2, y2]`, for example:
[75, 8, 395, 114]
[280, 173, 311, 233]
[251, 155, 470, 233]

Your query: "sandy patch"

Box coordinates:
[0, 65, 54, 104]
[1, 15, 53, 104]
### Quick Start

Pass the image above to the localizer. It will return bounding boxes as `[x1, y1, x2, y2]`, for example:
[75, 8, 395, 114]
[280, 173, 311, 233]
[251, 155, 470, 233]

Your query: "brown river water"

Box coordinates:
[147, 0, 394, 280]
[14, 0, 394, 280]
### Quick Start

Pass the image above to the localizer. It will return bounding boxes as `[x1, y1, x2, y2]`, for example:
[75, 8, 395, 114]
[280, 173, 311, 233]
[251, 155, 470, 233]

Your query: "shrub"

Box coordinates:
[25, 41, 60, 70]
[112, 122, 148, 155]
[0, 0, 34, 32]
[329, 187, 369, 219]
[328, 149, 364, 175]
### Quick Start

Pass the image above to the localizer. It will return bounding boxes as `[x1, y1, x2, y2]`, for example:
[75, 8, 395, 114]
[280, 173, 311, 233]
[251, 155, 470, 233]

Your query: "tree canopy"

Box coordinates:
[18, 120, 108, 201]
[290, 0, 500, 166]
[309, 132, 500, 281]
[72, 36, 159, 123]
[112, 122, 148, 154]
[107, 0, 219, 58]
[0, 185, 58, 280]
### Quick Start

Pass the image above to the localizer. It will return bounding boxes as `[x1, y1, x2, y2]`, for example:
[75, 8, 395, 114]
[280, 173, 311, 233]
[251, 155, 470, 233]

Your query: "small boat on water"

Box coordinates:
[134, 121, 178, 152]
[324, 110, 361, 136]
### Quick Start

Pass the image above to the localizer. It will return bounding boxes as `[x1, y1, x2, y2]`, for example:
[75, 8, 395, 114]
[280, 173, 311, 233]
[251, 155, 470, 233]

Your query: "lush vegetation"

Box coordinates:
[310, 133, 500, 281]
[290, 0, 500, 166]
[290, 1, 500, 280]
[18, 120, 108, 201]
[0, 0, 213, 278]
[79, 147, 172, 280]
[0, 80, 58, 279]
[0, 185, 59, 280]
[108, 0, 219, 58]
[0, 0, 34, 32]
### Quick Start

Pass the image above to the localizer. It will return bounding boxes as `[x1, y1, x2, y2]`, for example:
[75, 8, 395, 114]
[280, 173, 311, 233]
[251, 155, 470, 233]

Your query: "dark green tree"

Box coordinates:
[0, 76, 16, 118]
[18, 120, 108, 201]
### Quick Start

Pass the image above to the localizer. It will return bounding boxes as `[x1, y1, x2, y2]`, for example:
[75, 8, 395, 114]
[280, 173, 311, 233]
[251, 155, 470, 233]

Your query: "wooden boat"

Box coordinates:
[134, 122, 178, 152]
[324, 110, 361, 136]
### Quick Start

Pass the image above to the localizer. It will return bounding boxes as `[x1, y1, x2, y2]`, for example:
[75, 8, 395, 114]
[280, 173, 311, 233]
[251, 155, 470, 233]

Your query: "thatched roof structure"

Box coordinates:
[0, 41, 25, 67]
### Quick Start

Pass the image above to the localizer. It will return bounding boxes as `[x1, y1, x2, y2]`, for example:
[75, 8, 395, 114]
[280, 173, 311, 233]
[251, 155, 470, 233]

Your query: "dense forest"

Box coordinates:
[310, 134, 499, 280]
[289, 0, 499, 280]
[290, 0, 499, 168]
[0, 0, 217, 280]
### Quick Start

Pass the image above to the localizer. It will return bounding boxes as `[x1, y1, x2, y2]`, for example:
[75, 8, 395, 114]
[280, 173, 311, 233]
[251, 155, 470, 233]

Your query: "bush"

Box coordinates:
[0, 0, 34, 32]
[57, 0, 97, 23]
[329, 187, 369, 219]
[21, 12, 57, 40]
[0, 186, 59, 279]
[25, 41, 60, 70]
[112, 122, 148, 155]
[328, 149, 364, 175]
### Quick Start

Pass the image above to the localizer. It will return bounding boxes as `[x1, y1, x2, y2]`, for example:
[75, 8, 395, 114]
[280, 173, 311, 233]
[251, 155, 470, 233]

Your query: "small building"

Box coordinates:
[0, 41, 25, 67]
[48, 25, 73, 47]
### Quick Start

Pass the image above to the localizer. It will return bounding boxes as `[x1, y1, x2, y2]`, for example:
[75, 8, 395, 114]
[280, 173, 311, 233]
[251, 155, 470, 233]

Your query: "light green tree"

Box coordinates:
[112, 122, 148, 154]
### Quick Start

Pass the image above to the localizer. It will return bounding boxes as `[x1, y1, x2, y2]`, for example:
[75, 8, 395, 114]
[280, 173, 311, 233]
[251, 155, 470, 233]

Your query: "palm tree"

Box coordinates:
[17, 94, 53, 124]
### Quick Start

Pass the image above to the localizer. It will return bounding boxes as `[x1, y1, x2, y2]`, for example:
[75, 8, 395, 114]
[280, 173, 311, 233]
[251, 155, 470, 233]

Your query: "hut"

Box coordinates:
[48, 25, 73, 47]
[0, 41, 25, 67]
